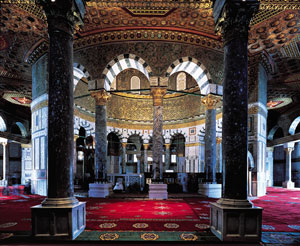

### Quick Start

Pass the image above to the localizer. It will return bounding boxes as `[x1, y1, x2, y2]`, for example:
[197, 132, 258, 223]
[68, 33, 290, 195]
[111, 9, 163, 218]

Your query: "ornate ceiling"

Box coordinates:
[0, 0, 300, 112]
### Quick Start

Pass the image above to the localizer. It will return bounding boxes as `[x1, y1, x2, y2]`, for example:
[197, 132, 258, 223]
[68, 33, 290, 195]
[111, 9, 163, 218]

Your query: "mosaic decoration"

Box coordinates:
[2, 93, 32, 107]
[99, 233, 120, 241]
[140, 233, 159, 241]
[180, 233, 198, 241]
[99, 223, 117, 229]
[132, 223, 149, 229]
[267, 97, 293, 109]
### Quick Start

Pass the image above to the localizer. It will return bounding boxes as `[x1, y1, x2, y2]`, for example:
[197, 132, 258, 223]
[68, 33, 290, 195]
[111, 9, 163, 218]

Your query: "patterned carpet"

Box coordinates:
[0, 187, 300, 244]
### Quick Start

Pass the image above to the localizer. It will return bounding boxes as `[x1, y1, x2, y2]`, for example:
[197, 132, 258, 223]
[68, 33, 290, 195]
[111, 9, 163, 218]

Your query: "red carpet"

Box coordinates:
[84, 198, 215, 231]
[0, 187, 299, 233]
[252, 187, 300, 232]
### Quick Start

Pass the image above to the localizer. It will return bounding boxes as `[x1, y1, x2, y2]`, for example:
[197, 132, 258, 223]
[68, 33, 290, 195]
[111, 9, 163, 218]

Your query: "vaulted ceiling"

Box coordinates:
[0, 0, 300, 116]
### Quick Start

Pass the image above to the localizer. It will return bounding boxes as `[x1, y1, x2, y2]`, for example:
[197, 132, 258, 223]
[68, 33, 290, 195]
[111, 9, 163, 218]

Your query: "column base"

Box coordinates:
[198, 183, 222, 198]
[210, 200, 262, 242]
[149, 183, 168, 199]
[31, 201, 86, 240]
[88, 183, 112, 198]
[282, 181, 295, 189]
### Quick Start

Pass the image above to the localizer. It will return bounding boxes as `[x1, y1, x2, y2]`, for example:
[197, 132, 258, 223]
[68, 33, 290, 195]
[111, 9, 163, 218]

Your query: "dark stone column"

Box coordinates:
[32, 0, 86, 239]
[151, 87, 167, 180]
[214, 0, 259, 203]
[210, 1, 262, 242]
[202, 94, 220, 183]
[91, 89, 111, 181]
[41, 0, 81, 206]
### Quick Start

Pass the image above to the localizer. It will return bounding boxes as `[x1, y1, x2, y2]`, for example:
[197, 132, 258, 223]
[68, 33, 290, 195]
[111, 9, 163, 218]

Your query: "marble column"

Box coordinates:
[151, 87, 167, 180]
[266, 147, 274, 187]
[121, 142, 127, 174]
[165, 143, 171, 171]
[202, 94, 220, 183]
[216, 137, 222, 173]
[1, 141, 8, 182]
[210, 0, 262, 242]
[32, 0, 86, 239]
[283, 143, 295, 189]
[91, 89, 111, 181]
[143, 143, 149, 172]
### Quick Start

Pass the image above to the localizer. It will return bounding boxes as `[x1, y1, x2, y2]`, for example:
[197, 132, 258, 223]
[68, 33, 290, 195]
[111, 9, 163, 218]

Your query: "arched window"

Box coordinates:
[0, 116, 6, 132]
[176, 72, 186, 91]
[130, 76, 140, 94]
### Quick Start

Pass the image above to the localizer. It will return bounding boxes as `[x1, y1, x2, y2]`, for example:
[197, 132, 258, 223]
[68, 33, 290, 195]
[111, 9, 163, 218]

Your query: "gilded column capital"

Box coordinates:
[165, 143, 171, 149]
[121, 142, 127, 148]
[37, 0, 87, 35]
[213, 0, 259, 44]
[91, 89, 111, 106]
[216, 137, 222, 144]
[151, 87, 167, 106]
[143, 143, 149, 150]
[201, 94, 221, 110]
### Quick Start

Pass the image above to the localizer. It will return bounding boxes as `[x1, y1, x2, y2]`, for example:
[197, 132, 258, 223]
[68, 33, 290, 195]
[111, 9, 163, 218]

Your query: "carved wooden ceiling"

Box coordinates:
[0, 0, 300, 110]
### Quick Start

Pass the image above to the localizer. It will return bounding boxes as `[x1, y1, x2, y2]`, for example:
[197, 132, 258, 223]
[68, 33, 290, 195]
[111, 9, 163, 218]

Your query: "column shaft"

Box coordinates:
[222, 37, 248, 200]
[2, 142, 8, 181]
[153, 105, 163, 180]
[95, 105, 107, 180]
[285, 148, 293, 182]
[165, 144, 170, 171]
[143, 144, 148, 173]
[205, 108, 217, 183]
[47, 16, 75, 200]
[122, 143, 127, 174]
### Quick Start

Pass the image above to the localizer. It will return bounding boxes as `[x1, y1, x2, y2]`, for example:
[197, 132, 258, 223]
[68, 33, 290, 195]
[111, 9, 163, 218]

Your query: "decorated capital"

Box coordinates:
[151, 87, 167, 106]
[91, 89, 111, 106]
[213, 0, 259, 44]
[216, 137, 222, 144]
[121, 142, 127, 148]
[143, 143, 149, 150]
[201, 94, 221, 110]
[165, 143, 171, 149]
[284, 147, 294, 154]
[37, 0, 87, 35]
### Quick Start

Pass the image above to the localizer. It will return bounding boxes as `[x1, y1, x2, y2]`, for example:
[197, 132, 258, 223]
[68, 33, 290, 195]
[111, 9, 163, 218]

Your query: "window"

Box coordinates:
[130, 76, 140, 94]
[176, 72, 186, 91]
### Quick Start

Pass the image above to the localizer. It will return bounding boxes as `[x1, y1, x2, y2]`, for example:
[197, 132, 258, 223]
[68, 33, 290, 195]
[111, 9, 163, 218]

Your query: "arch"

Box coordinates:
[166, 57, 222, 95]
[107, 132, 121, 156]
[11, 122, 28, 137]
[268, 125, 284, 140]
[247, 151, 255, 171]
[289, 116, 300, 135]
[0, 115, 7, 132]
[73, 63, 90, 91]
[100, 54, 152, 90]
